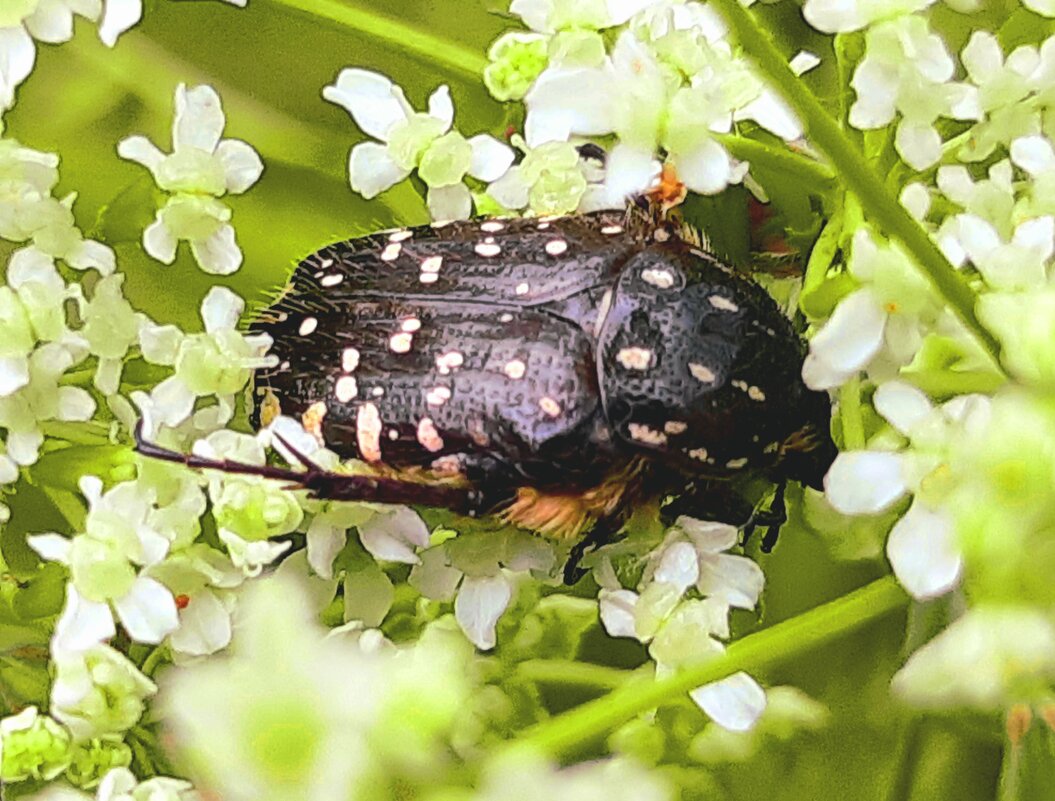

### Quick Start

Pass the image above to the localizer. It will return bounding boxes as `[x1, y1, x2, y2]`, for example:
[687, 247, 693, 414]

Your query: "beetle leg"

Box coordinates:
[661, 480, 788, 552]
[742, 482, 787, 553]
[563, 507, 632, 585]
[133, 421, 485, 514]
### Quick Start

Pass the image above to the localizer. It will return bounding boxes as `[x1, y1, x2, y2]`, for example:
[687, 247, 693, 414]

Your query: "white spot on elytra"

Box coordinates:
[381, 243, 402, 261]
[319, 257, 334, 268]
[664, 421, 688, 435]
[653, 228, 671, 242]
[537, 221, 551, 230]
[280, 360, 290, 371]
[388, 428, 400, 440]
[601, 224, 623, 235]
[500, 313, 513, 323]
[401, 318, 421, 333]
[342, 347, 360, 373]
[334, 375, 358, 402]
[390, 332, 413, 353]
[628, 423, 667, 446]
[688, 447, 709, 461]
[420, 273, 439, 284]
[435, 351, 464, 374]
[426, 386, 452, 406]
[539, 397, 562, 417]
[545, 239, 568, 256]
[709, 294, 739, 312]
[475, 241, 502, 257]
[616, 347, 652, 371]
[480, 220, 505, 233]
[356, 403, 382, 462]
[689, 363, 716, 383]
[299, 317, 318, 336]
[421, 255, 443, 273]
[748, 385, 766, 401]
[726, 457, 749, 469]
[417, 417, 444, 452]
[504, 359, 526, 380]
[515, 282, 529, 296]
[641, 268, 675, 289]
[372, 387, 385, 397]
[321, 273, 343, 287]
[389, 230, 413, 242]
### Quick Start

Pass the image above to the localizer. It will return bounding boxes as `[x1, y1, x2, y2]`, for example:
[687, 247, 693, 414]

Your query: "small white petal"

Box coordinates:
[467, 134, 515, 182]
[605, 142, 661, 200]
[169, 589, 232, 656]
[27, 533, 72, 564]
[143, 217, 178, 264]
[427, 183, 473, 222]
[455, 573, 513, 650]
[57, 387, 96, 421]
[736, 88, 803, 141]
[1010, 135, 1055, 177]
[524, 66, 616, 146]
[653, 541, 700, 592]
[802, 288, 886, 390]
[427, 84, 455, 130]
[173, 84, 226, 153]
[678, 517, 738, 553]
[676, 137, 735, 195]
[873, 381, 933, 436]
[53, 586, 115, 654]
[348, 141, 411, 199]
[789, 50, 821, 75]
[215, 139, 264, 194]
[7, 430, 43, 465]
[697, 554, 764, 610]
[306, 517, 348, 580]
[895, 120, 942, 171]
[190, 223, 242, 275]
[599, 589, 640, 638]
[887, 502, 962, 599]
[98, 0, 142, 46]
[26, 3, 76, 44]
[825, 451, 908, 515]
[486, 166, 530, 210]
[322, 68, 412, 141]
[358, 507, 429, 564]
[690, 672, 767, 732]
[0, 356, 29, 396]
[0, 455, 18, 484]
[116, 134, 164, 175]
[200, 285, 244, 334]
[151, 375, 196, 426]
[114, 576, 179, 643]
[0, 26, 36, 96]
[67, 239, 116, 275]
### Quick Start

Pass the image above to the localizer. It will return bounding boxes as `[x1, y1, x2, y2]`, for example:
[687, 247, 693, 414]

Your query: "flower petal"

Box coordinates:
[427, 84, 455, 130]
[886, 501, 962, 600]
[27, 533, 72, 564]
[98, 0, 142, 46]
[200, 285, 244, 334]
[653, 541, 699, 593]
[675, 137, 735, 195]
[349, 141, 411, 199]
[143, 217, 178, 264]
[604, 142, 661, 200]
[599, 588, 640, 638]
[25, 3, 75, 45]
[0, 356, 29, 396]
[169, 589, 232, 656]
[802, 288, 886, 390]
[0, 26, 36, 100]
[56, 387, 96, 421]
[114, 576, 179, 644]
[455, 573, 512, 650]
[215, 139, 264, 194]
[427, 183, 473, 222]
[53, 586, 115, 655]
[358, 506, 429, 564]
[824, 451, 908, 515]
[467, 134, 515, 182]
[173, 84, 226, 154]
[190, 223, 242, 275]
[697, 553, 764, 610]
[323, 68, 412, 141]
[306, 516, 348, 580]
[690, 671, 767, 732]
[873, 381, 933, 437]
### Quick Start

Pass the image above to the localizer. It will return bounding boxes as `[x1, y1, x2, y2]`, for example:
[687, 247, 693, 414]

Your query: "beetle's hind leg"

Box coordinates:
[563, 508, 632, 585]
[741, 482, 787, 553]
[133, 421, 485, 514]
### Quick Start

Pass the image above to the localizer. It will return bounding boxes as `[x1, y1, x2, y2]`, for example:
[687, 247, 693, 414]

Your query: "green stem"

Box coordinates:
[516, 659, 643, 689]
[514, 576, 906, 756]
[716, 135, 836, 194]
[709, 0, 1004, 373]
[140, 645, 169, 678]
[263, 0, 488, 78]
[839, 378, 866, 450]
[902, 369, 1007, 399]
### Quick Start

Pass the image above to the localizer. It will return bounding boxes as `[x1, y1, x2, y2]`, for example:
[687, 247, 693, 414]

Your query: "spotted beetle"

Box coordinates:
[136, 208, 836, 582]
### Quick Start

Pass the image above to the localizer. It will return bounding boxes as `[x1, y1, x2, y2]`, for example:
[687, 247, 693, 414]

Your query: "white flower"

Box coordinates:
[96, 767, 197, 801]
[29, 477, 180, 646]
[824, 382, 991, 599]
[892, 606, 1055, 708]
[510, 0, 660, 33]
[802, 0, 935, 34]
[802, 229, 946, 390]
[139, 286, 273, 427]
[849, 17, 980, 169]
[50, 642, 157, 740]
[323, 69, 513, 221]
[486, 135, 614, 215]
[118, 84, 263, 274]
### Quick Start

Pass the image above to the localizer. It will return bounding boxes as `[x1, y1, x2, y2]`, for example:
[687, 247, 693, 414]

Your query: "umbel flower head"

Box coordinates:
[118, 83, 264, 274]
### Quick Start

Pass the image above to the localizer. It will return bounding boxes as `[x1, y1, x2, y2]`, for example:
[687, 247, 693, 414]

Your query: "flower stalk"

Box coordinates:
[514, 576, 907, 756]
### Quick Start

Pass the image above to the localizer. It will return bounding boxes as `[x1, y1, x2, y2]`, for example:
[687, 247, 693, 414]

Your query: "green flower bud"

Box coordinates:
[156, 148, 227, 195]
[484, 33, 549, 101]
[69, 535, 136, 603]
[65, 737, 133, 789]
[387, 114, 447, 171]
[0, 707, 72, 783]
[549, 30, 606, 68]
[176, 332, 253, 395]
[212, 479, 303, 541]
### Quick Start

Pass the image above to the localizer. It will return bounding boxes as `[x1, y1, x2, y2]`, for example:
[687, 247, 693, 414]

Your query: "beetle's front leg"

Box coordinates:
[661, 480, 787, 551]
[563, 506, 633, 585]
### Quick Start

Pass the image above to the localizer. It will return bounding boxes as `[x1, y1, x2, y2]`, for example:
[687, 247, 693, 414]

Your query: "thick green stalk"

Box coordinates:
[264, 0, 488, 78]
[516, 659, 642, 689]
[515, 576, 906, 756]
[715, 135, 836, 194]
[709, 0, 1004, 372]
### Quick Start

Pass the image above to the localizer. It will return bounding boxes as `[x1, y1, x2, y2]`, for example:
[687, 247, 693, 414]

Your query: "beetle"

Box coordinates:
[136, 208, 836, 582]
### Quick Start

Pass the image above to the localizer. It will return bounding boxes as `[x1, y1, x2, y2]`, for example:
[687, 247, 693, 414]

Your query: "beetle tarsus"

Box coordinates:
[742, 482, 787, 553]
[563, 510, 629, 585]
